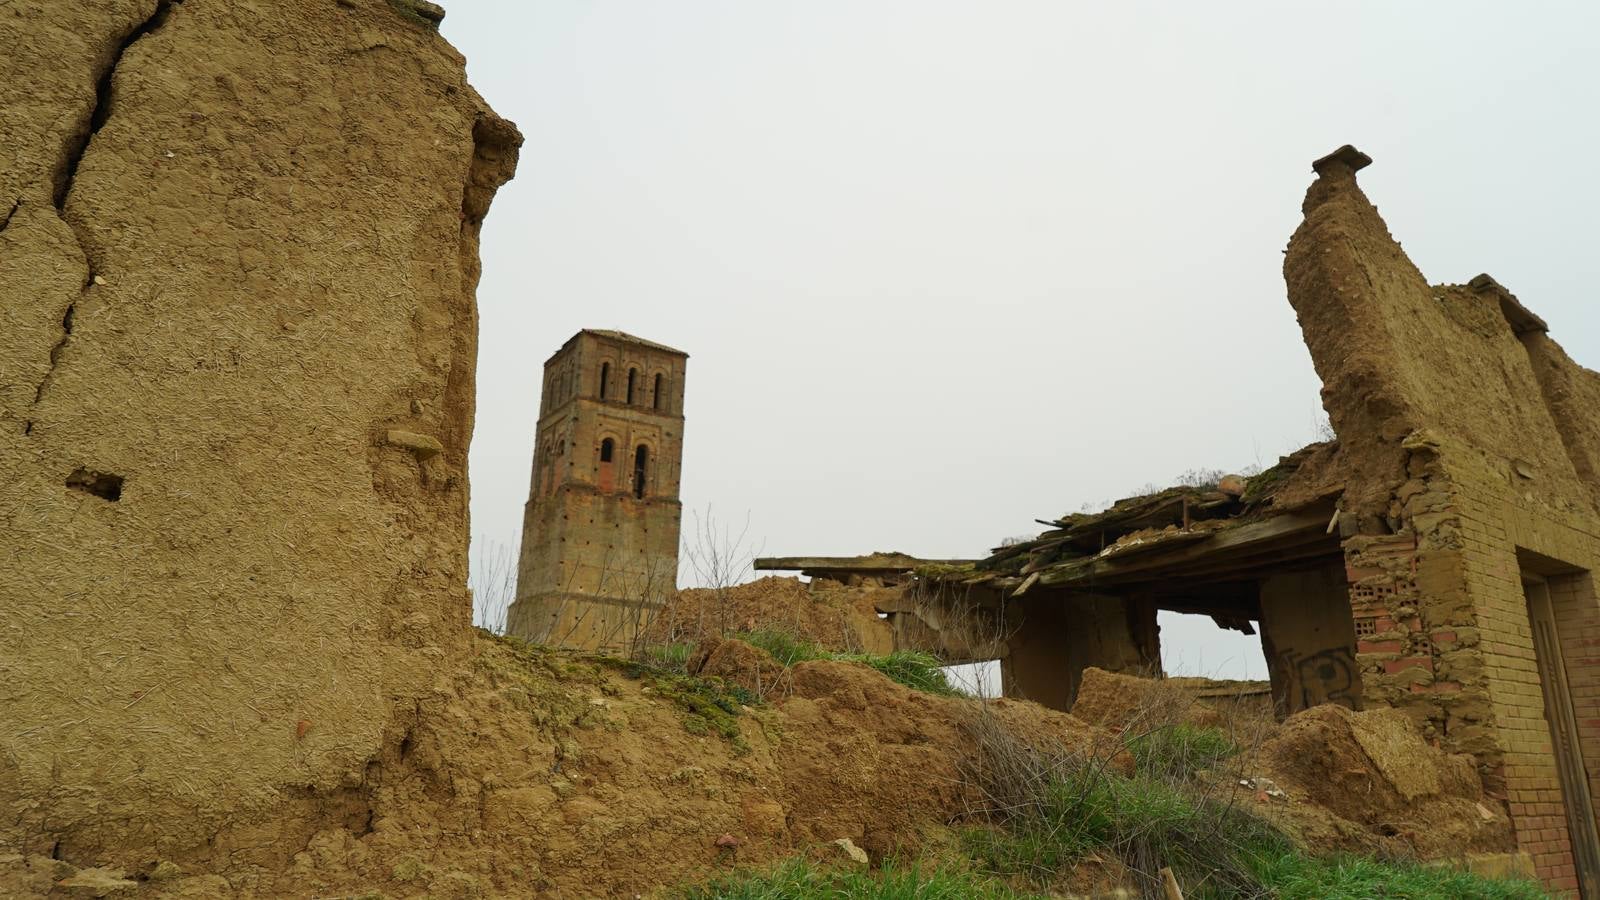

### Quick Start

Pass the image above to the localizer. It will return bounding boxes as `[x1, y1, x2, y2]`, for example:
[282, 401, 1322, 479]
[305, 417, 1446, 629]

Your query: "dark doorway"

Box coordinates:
[633, 445, 649, 499]
[1523, 568, 1600, 897]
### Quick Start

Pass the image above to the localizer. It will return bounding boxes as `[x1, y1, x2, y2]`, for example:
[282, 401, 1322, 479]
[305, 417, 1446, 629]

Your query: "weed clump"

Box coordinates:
[640, 641, 695, 673]
[957, 697, 1551, 900]
[676, 858, 1026, 899]
[1127, 723, 1236, 780]
[739, 628, 963, 697]
[962, 761, 1290, 895]
[605, 655, 757, 753]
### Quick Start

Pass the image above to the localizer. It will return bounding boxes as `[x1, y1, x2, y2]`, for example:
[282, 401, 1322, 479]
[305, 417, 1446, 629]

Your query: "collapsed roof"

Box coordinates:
[924, 440, 1346, 601]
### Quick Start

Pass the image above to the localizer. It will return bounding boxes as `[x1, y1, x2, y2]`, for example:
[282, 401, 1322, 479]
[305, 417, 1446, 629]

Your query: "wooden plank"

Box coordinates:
[1160, 867, 1184, 900]
[1132, 541, 1341, 585]
[1038, 509, 1331, 588]
[754, 555, 975, 572]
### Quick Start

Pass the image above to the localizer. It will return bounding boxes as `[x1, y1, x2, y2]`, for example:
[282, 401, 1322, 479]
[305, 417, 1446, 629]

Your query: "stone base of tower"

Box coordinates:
[506, 590, 667, 653]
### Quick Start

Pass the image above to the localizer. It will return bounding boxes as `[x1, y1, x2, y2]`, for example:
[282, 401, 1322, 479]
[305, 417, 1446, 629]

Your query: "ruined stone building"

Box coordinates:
[783, 148, 1600, 893]
[507, 330, 687, 650]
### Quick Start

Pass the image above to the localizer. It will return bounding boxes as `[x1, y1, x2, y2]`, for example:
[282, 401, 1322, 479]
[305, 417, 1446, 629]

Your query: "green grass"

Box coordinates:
[1127, 723, 1237, 780]
[960, 754, 1551, 899]
[738, 629, 963, 697]
[683, 851, 1552, 900]
[603, 655, 758, 752]
[962, 765, 1292, 896]
[1249, 851, 1551, 900]
[639, 641, 695, 673]
[740, 629, 822, 668]
[855, 651, 963, 696]
[676, 859, 1029, 899]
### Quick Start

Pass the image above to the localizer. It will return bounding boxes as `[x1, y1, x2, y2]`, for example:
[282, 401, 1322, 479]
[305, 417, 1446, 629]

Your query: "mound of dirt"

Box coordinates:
[648, 576, 895, 654]
[1069, 667, 1226, 732]
[1250, 704, 1514, 858]
[690, 634, 794, 698]
[1068, 669, 1512, 861]
[0, 632, 1119, 897]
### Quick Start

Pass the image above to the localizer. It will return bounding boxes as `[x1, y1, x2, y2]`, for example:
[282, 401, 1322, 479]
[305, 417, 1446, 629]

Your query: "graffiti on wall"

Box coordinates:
[1280, 647, 1358, 711]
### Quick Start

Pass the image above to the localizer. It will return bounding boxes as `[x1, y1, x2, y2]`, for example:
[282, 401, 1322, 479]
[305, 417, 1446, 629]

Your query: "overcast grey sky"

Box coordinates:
[443, 2, 1600, 678]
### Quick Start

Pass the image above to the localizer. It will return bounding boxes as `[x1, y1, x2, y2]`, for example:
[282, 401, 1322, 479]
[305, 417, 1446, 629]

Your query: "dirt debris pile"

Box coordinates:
[1254, 704, 1515, 860]
[1069, 667, 1514, 865]
[648, 575, 896, 654]
[5, 632, 1123, 897]
[1070, 666, 1229, 732]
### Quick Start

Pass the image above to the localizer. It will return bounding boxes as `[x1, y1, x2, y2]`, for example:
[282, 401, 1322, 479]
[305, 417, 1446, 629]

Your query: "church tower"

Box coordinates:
[507, 330, 687, 650]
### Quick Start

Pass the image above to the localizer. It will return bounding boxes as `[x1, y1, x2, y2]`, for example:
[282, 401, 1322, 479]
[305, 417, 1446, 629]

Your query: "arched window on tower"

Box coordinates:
[653, 373, 664, 410]
[627, 368, 638, 405]
[598, 438, 616, 492]
[599, 362, 610, 400]
[633, 444, 649, 499]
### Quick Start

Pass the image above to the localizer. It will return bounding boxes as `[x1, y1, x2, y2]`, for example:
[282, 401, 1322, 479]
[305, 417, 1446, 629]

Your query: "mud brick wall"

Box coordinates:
[0, 1, 519, 861]
[1259, 563, 1362, 715]
[1002, 591, 1158, 711]
[1286, 147, 1600, 893]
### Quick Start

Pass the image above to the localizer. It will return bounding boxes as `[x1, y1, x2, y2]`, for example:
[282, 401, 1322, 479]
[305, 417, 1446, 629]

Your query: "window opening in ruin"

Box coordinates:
[633, 445, 648, 499]
[653, 373, 664, 410]
[599, 362, 610, 400]
[627, 368, 637, 404]
[1158, 611, 1269, 680]
[1521, 565, 1600, 892]
[942, 660, 1002, 699]
[599, 438, 614, 463]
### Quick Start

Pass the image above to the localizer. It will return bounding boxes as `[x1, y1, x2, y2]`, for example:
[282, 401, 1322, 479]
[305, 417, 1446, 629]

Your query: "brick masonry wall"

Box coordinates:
[1425, 442, 1600, 892]
[1336, 433, 1600, 892]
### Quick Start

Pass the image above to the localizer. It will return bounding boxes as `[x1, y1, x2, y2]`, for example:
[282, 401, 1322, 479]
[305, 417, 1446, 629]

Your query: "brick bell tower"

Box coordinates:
[507, 330, 687, 650]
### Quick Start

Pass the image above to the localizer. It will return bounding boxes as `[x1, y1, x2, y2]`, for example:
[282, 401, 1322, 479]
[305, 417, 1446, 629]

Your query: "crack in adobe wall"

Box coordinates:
[52, 0, 176, 216]
[0, 198, 19, 234]
[28, 0, 177, 432]
[32, 304, 76, 407]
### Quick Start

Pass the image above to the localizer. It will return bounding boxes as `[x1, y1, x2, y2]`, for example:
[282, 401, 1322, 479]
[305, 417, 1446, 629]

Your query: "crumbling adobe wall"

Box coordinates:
[1285, 147, 1600, 892]
[1258, 563, 1362, 715]
[0, 0, 518, 865]
[1002, 590, 1159, 711]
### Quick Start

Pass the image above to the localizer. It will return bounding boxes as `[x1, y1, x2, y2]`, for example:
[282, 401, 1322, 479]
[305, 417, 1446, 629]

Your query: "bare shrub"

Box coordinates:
[679, 505, 762, 638]
[470, 535, 518, 635]
[958, 672, 1285, 899]
[540, 547, 675, 655]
